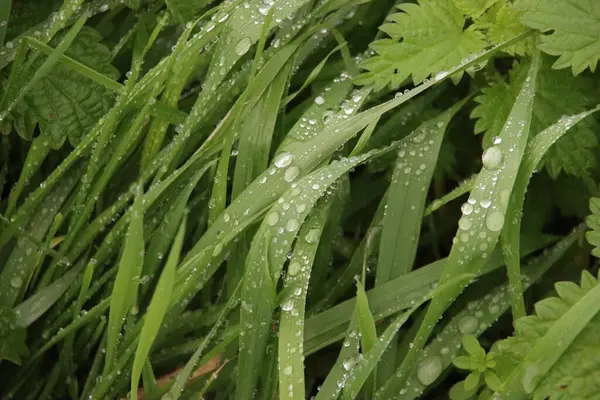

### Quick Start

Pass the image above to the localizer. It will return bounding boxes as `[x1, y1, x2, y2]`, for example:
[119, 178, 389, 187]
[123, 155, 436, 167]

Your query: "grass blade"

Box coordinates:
[104, 183, 145, 375]
[130, 216, 186, 400]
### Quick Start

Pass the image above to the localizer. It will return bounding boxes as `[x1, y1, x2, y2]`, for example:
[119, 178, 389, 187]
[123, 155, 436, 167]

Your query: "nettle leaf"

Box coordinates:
[452, 0, 499, 19]
[18, 27, 119, 148]
[472, 57, 600, 177]
[0, 307, 29, 365]
[516, 0, 600, 74]
[489, 270, 600, 399]
[357, 0, 487, 89]
[586, 197, 600, 258]
[477, 2, 532, 56]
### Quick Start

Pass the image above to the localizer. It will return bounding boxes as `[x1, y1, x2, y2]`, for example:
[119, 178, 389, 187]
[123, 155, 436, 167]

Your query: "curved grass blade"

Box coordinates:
[13, 263, 82, 328]
[104, 183, 145, 375]
[374, 51, 542, 399]
[279, 197, 333, 400]
[397, 227, 582, 399]
[501, 106, 600, 320]
[0, 170, 79, 307]
[130, 217, 186, 400]
[376, 100, 466, 285]
[424, 175, 476, 216]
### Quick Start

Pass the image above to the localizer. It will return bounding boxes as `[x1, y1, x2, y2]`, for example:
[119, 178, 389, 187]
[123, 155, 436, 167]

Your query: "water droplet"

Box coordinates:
[461, 203, 473, 215]
[235, 37, 252, 56]
[315, 95, 325, 105]
[266, 212, 280, 226]
[417, 356, 443, 385]
[274, 152, 293, 168]
[480, 199, 491, 209]
[281, 300, 294, 311]
[223, 213, 231, 222]
[10, 276, 23, 288]
[286, 219, 299, 232]
[458, 218, 472, 230]
[305, 228, 320, 243]
[212, 243, 223, 256]
[283, 365, 292, 375]
[458, 315, 478, 334]
[485, 211, 505, 232]
[342, 357, 356, 371]
[288, 261, 301, 276]
[482, 146, 504, 170]
[284, 166, 300, 182]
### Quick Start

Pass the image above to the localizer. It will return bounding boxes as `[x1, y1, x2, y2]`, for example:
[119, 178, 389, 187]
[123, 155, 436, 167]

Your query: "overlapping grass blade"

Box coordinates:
[396, 227, 582, 399]
[501, 106, 600, 320]
[374, 51, 542, 399]
[130, 217, 186, 400]
[279, 198, 333, 400]
[104, 183, 145, 374]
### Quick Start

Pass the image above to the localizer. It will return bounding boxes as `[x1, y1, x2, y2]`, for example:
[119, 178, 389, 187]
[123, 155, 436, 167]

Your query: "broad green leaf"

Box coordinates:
[17, 27, 119, 147]
[516, 0, 600, 74]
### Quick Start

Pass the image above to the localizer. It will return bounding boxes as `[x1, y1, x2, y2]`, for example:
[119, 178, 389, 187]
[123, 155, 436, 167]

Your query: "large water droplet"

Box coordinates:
[417, 356, 443, 385]
[235, 37, 252, 56]
[288, 261, 301, 276]
[342, 357, 356, 371]
[458, 315, 478, 334]
[274, 152, 293, 168]
[305, 228, 320, 243]
[281, 299, 294, 311]
[461, 203, 473, 215]
[266, 212, 279, 226]
[485, 211, 505, 232]
[10, 276, 23, 288]
[286, 219, 299, 232]
[284, 166, 300, 182]
[458, 218, 472, 230]
[482, 146, 504, 170]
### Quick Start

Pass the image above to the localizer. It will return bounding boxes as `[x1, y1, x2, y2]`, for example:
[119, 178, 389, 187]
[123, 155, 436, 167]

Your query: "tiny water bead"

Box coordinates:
[283, 365, 292, 376]
[417, 356, 443, 385]
[281, 299, 294, 311]
[274, 152, 294, 168]
[461, 203, 473, 215]
[485, 210, 505, 232]
[481, 146, 504, 170]
[458, 217, 472, 230]
[235, 37, 252, 56]
[314, 95, 325, 105]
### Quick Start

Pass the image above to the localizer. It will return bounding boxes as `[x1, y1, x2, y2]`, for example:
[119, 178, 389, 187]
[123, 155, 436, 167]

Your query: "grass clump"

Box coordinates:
[1, 0, 600, 399]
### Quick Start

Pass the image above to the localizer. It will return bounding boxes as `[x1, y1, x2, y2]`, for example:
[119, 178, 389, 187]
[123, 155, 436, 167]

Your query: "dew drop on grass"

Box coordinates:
[212, 243, 223, 256]
[284, 166, 300, 182]
[482, 146, 504, 170]
[305, 229, 320, 243]
[288, 261, 301, 276]
[235, 37, 252, 55]
[266, 212, 279, 226]
[281, 300, 294, 311]
[314, 95, 325, 105]
[458, 218, 472, 230]
[286, 219, 299, 232]
[342, 357, 356, 371]
[485, 211, 505, 232]
[274, 152, 293, 168]
[417, 356, 443, 385]
[283, 365, 292, 375]
[461, 203, 473, 215]
[10, 276, 23, 288]
[458, 315, 478, 334]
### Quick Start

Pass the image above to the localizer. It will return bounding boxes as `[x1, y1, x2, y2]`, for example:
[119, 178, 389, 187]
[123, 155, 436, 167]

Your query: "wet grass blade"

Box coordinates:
[374, 51, 542, 399]
[104, 183, 145, 375]
[130, 217, 186, 400]
[501, 106, 600, 320]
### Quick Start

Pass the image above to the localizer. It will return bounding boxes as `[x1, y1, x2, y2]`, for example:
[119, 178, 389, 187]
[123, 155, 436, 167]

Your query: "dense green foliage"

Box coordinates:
[1, 0, 600, 399]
